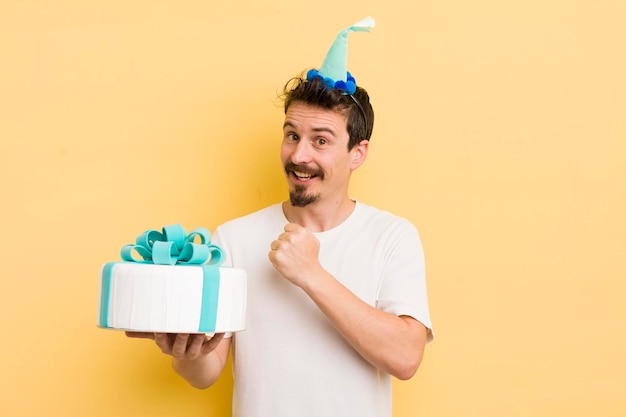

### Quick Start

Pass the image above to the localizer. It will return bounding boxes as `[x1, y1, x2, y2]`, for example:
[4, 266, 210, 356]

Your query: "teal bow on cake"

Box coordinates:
[120, 224, 224, 266]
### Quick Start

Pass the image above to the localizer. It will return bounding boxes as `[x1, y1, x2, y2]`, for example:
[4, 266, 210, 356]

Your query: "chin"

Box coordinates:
[289, 188, 320, 207]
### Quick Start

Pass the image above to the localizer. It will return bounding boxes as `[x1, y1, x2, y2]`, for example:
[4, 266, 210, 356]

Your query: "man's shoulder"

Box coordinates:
[351, 202, 422, 246]
[355, 201, 415, 229]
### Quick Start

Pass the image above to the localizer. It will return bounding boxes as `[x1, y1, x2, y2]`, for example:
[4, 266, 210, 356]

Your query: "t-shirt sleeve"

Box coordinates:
[376, 218, 434, 342]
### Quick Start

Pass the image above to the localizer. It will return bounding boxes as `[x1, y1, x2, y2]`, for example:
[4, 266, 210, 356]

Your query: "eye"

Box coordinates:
[315, 138, 328, 146]
[286, 132, 299, 142]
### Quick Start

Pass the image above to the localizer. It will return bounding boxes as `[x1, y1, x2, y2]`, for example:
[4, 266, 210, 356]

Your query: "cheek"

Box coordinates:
[338, 155, 354, 171]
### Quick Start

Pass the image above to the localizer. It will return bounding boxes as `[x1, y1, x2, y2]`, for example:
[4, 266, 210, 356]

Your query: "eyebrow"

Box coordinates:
[283, 121, 337, 136]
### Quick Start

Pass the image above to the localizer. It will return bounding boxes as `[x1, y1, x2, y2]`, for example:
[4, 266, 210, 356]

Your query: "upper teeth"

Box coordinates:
[294, 171, 311, 179]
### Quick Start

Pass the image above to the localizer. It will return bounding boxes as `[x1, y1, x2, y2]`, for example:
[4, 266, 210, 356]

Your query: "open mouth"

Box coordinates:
[292, 170, 315, 182]
[285, 162, 323, 183]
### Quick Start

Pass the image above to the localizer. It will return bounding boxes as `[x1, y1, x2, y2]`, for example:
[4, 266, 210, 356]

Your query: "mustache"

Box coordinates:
[284, 162, 324, 179]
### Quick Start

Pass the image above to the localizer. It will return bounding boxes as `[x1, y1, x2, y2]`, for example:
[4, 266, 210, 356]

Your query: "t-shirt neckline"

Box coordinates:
[275, 200, 362, 240]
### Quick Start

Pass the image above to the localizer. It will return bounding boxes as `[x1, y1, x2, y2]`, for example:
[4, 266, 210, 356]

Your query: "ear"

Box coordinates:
[350, 140, 369, 170]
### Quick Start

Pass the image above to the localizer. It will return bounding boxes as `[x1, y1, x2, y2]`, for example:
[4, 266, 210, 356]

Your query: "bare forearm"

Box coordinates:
[302, 270, 427, 380]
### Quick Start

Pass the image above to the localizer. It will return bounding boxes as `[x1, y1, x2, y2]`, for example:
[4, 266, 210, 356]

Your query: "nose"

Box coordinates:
[290, 139, 312, 165]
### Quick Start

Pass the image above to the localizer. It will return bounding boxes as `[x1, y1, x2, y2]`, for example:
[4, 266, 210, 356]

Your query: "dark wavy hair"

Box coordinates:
[281, 75, 374, 150]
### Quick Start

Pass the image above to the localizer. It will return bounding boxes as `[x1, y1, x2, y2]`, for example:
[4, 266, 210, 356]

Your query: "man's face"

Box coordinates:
[281, 102, 364, 207]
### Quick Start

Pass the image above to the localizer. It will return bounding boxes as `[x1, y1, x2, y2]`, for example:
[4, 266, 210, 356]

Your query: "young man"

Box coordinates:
[128, 18, 433, 417]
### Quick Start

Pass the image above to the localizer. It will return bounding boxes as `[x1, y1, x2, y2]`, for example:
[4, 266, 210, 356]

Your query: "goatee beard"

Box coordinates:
[285, 162, 323, 207]
[289, 185, 320, 207]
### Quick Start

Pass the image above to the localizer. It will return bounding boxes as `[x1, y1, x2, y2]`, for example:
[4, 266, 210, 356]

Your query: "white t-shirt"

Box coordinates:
[213, 201, 433, 417]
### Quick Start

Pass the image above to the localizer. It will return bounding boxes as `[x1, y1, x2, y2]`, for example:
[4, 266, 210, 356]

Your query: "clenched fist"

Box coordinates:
[268, 223, 324, 288]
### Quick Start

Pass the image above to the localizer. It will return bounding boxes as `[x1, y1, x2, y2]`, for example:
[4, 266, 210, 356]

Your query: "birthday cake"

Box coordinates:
[98, 224, 247, 333]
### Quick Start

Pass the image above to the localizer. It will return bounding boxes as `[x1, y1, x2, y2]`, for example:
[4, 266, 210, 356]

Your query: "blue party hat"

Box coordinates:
[306, 17, 375, 94]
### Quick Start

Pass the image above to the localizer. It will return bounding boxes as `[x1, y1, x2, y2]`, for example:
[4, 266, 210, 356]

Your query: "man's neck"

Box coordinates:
[282, 198, 356, 233]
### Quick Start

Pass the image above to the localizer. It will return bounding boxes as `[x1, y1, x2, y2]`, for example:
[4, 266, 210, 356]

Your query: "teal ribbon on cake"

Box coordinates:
[120, 224, 224, 266]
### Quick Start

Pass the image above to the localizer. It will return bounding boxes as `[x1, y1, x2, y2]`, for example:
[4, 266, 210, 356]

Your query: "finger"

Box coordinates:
[268, 250, 278, 269]
[170, 334, 190, 359]
[184, 334, 207, 359]
[154, 333, 173, 354]
[268, 247, 284, 265]
[276, 232, 290, 242]
[284, 223, 301, 232]
[201, 333, 226, 355]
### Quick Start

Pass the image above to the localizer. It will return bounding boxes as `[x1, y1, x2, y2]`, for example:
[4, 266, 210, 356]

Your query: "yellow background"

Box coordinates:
[1, 1, 624, 416]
